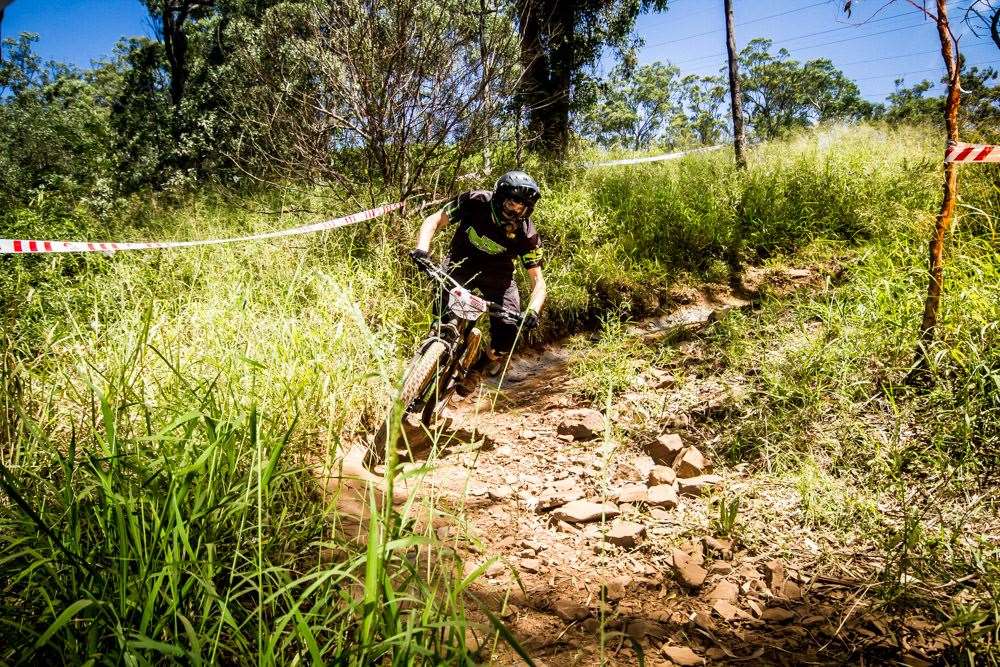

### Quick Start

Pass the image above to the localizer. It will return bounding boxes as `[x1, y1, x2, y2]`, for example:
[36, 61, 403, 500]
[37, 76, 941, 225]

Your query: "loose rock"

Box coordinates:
[519, 558, 543, 574]
[671, 549, 708, 588]
[782, 581, 803, 600]
[489, 485, 513, 501]
[632, 455, 655, 481]
[711, 599, 740, 621]
[536, 489, 584, 512]
[647, 484, 679, 509]
[650, 370, 677, 389]
[661, 645, 703, 666]
[603, 576, 629, 600]
[708, 562, 734, 575]
[677, 475, 723, 496]
[762, 607, 796, 623]
[648, 465, 676, 486]
[764, 560, 786, 595]
[616, 484, 648, 504]
[551, 500, 620, 524]
[557, 409, 605, 441]
[606, 520, 647, 548]
[648, 433, 685, 465]
[551, 597, 590, 622]
[673, 447, 708, 478]
[703, 536, 733, 560]
[705, 580, 739, 602]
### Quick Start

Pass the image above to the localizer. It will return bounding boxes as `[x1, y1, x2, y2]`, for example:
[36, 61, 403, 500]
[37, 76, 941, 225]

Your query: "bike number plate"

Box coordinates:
[448, 287, 489, 321]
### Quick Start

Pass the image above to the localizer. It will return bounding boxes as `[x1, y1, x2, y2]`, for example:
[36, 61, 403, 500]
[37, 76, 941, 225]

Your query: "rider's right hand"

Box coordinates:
[409, 248, 433, 274]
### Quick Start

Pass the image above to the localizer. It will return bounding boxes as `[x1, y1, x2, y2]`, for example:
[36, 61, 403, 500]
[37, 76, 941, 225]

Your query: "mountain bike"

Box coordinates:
[367, 256, 523, 466]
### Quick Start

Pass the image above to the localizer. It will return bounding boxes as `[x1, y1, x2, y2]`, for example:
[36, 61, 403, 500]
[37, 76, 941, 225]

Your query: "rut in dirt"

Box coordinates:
[313, 265, 946, 666]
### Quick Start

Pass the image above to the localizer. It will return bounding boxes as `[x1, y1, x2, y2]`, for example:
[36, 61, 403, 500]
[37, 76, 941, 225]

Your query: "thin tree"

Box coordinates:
[918, 0, 962, 373]
[846, 0, 962, 376]
[724, 0, 746, 169]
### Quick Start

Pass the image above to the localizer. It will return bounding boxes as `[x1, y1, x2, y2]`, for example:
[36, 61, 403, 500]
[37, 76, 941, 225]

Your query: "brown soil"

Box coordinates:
[318, 265, 954, 666]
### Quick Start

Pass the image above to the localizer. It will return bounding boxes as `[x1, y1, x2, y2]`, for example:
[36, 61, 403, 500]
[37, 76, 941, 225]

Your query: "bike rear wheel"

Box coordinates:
[368, 340, 448, 466]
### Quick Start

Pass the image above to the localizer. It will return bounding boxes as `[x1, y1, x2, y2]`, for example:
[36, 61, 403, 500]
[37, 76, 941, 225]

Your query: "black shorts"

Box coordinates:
[436, 258, 521, 354]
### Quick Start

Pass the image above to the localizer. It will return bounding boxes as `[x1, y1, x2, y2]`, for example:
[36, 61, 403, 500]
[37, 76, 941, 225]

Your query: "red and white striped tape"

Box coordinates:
[0, 201, 405, 255]
[945, 142, 1000, 164]
[583, 144, 725, 168]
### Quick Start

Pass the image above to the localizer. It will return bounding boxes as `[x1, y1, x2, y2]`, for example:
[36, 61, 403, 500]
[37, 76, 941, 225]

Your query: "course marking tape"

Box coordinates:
[583, 144, 725, 168]
[945, 142, 1000, 163]
[0, 201, 405, 255]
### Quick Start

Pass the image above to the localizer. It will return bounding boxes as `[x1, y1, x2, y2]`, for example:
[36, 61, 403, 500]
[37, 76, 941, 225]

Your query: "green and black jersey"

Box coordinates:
[442, 190, 543, 278]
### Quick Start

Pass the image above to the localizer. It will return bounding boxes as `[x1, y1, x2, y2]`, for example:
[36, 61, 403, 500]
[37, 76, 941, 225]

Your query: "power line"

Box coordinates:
[853, 57, 1000, 82]
[644, 4, 925, 54]
[678, 41, 994, 84]
[661, 10, 923, 66]
[838, 39, 996, 67]
[642, 0, 965, 53]
[671, 19, 957, 74]
[644, 0, 830, 49]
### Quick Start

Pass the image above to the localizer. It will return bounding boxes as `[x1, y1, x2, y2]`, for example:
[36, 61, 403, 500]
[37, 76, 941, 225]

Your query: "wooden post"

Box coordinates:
[724, 0, 747, 169]
[914, 0, 961, 375]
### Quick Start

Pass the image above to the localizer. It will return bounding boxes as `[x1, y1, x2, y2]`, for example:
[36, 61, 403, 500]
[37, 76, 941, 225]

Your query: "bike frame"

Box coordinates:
[413, 260, 521, 422]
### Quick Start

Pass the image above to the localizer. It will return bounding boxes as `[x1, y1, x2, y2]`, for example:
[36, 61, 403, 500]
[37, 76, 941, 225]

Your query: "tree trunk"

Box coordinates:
[479, 0, 492, 174]
[516, 0, 572, 157]
[545, 0, 573, 156]
[516, 0, 547, 148]
[724, 0, 746, 169]
[162, 5, 190, 108]
[914, 0, 961, 375]
[723, 0, 748, 290]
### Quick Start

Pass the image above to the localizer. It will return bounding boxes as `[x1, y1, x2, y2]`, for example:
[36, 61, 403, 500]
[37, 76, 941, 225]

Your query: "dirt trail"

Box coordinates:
[319, 266, 949, 666]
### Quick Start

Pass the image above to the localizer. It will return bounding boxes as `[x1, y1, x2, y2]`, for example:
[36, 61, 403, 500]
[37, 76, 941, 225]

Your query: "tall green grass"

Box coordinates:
[3, 123, 994, 661]
[699, 135, 1000, 660]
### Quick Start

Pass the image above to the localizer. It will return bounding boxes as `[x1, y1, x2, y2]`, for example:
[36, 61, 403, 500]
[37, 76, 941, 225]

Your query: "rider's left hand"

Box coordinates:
[520, 308, 539, 331]
[409, 248, 433, 274]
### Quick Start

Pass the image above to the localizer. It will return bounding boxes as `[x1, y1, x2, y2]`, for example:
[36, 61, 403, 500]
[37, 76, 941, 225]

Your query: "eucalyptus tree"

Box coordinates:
[738, 38, 876, 140]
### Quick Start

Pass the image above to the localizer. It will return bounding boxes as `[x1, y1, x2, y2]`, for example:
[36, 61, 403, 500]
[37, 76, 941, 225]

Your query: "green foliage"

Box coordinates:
[576, 62, 727, 150]
[2, 122, 997, 661]
[0, 34, 113, 211]
[738, 38, 878, 140]
[516, 0, 669, 154]
[569, 314, 650, 402]
[883, 79, 943, 127]
[0, 358, 481, 663]
[576, 61, 685, 150]
[880, 61, 999, 140]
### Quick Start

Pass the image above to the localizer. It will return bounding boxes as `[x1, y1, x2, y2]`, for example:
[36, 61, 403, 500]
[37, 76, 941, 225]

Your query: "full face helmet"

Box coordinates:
[493, 171, 541, 224]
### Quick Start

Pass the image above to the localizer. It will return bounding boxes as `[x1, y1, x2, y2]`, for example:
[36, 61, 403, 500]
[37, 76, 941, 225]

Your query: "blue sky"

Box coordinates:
[4, 0, 998, 102]
[632, 0, 999, 100]
[3, 0, 151, 65]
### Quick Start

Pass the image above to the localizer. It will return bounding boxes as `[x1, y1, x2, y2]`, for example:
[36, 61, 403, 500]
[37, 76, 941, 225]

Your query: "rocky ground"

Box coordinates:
[321, 267, 956, 666]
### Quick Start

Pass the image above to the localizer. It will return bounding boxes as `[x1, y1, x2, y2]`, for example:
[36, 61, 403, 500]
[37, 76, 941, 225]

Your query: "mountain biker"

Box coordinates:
[409, 170, 547, 394]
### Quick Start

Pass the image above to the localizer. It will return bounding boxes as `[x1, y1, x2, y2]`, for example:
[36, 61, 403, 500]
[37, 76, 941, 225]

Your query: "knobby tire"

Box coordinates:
[369, 340, 448, 466]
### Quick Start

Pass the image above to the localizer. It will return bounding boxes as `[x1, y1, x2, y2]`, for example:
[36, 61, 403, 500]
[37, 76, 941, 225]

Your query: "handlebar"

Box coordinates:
[415, 256, 522, 324]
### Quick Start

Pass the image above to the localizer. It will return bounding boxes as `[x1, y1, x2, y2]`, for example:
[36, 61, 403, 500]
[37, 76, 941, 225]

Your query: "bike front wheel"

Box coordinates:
[368, 340, 449, 466]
